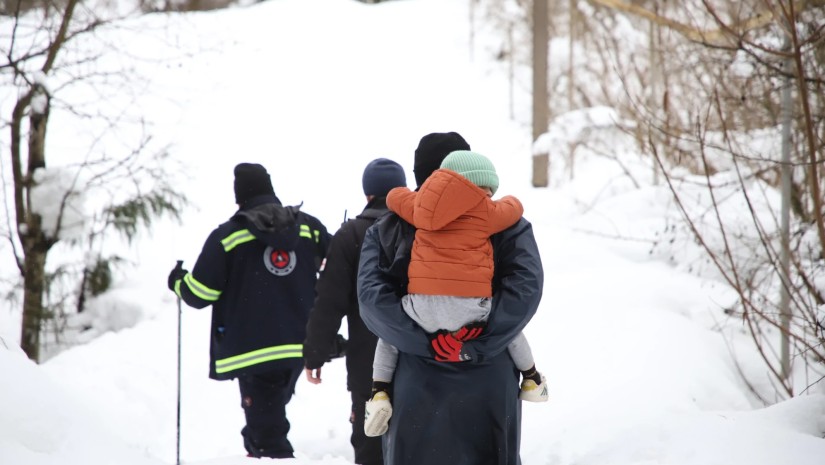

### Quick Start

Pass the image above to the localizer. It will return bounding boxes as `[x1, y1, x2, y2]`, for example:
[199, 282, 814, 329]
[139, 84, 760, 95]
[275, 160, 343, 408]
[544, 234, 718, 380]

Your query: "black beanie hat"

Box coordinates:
[413, 132, 470, 188]
[362, 158, 407, 197]
[234, 163, 275, 205]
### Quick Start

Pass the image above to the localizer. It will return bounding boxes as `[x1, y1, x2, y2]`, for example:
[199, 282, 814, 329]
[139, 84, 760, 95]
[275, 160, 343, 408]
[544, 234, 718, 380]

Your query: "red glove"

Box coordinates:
[428, 330, 465, 362]
[453, 321, 485, 341]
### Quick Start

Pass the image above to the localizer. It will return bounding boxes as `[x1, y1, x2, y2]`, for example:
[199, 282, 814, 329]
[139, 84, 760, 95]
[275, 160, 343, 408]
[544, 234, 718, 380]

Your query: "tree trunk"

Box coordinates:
[532, 0, 549, 187]
[15, 84, 53, 362]
[27, 87, 49, 171]
[532, 0, 549, 141]
[20, 245, 48, 361]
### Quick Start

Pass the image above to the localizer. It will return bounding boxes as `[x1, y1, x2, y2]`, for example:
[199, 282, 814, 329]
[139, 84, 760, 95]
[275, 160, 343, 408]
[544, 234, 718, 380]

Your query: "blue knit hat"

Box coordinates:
[362, 158, 406, 197]
[440, 150, 499, 195]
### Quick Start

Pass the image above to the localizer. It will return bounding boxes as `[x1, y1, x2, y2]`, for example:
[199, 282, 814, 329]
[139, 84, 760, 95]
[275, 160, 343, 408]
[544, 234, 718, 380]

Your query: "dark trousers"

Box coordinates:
[351, 389, 384, 465]
[237, 367, 301, 459]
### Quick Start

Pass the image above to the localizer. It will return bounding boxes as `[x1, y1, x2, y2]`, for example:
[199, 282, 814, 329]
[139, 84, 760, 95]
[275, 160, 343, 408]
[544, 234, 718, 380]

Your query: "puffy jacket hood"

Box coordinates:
[232, 194, 300, 249]
[414, 169, 488, 231]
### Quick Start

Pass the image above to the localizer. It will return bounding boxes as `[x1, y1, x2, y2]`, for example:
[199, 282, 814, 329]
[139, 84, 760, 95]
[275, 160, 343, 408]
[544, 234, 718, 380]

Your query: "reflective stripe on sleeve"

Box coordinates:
[215, 344, 303, 374]
[221, 229, 256, 252]
[183, 273, 221, 302]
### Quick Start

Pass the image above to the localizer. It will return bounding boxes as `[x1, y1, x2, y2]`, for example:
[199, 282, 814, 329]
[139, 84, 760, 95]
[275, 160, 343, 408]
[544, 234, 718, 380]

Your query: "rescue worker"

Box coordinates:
[167, 162, 331, 459]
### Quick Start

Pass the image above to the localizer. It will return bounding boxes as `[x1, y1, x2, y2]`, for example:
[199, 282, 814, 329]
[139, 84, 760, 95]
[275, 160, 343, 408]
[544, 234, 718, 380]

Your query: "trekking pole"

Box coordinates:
[174, 260, 184, 465]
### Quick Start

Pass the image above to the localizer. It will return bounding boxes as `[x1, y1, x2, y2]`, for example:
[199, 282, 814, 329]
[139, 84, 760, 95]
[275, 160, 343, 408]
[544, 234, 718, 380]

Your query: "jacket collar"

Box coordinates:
[238, 193, 282, 210]
[358, 196, 389, 220]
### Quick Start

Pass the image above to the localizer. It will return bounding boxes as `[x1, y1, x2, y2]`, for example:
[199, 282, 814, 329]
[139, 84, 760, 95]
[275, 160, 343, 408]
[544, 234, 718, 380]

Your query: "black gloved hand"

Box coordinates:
[167, 261, 188, 292]
[326, 334, 348, 361]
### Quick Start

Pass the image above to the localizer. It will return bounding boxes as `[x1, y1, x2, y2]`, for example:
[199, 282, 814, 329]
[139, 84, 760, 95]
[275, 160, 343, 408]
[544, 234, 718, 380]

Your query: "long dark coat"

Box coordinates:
[357, 213, 544, 465]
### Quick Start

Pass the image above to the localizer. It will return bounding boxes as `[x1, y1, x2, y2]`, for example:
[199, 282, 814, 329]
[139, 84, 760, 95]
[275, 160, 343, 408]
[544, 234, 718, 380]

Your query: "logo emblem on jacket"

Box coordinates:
[264, 247, 297, 276]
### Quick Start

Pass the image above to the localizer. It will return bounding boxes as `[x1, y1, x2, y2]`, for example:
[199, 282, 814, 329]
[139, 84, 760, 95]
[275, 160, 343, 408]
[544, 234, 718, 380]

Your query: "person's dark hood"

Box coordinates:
[232, 194, 301, 249]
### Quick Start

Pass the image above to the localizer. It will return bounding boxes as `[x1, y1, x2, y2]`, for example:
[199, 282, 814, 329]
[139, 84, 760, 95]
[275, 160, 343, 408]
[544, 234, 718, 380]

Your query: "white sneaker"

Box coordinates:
[364, 391, 393, 437]
[519, 375, 548, 402]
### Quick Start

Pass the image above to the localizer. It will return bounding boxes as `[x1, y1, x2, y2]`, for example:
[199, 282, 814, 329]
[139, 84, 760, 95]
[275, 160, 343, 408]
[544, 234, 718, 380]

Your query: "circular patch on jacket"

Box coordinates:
[264, 247, 297, 276]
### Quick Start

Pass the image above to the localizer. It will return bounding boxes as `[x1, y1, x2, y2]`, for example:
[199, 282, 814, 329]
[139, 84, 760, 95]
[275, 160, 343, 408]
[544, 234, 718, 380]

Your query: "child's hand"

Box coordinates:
[428, 330, 469, 362]
[452, 321, 486, 341]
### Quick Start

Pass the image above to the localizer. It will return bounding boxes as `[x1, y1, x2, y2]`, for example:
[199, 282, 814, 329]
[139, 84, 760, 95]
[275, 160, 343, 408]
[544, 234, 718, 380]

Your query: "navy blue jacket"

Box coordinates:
[357, 213, 543, 465]
[176, 194, 331, 380]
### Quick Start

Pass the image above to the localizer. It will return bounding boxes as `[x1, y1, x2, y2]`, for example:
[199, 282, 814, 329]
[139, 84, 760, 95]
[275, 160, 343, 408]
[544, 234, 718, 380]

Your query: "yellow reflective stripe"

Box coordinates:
[183, 273, 221, 302]
[299, 224, 321, 243]
[221, 229, 255, 252]
[174, 279, 182, 298]
[224, 226, 320, 246]
[215, 344, 303, 374]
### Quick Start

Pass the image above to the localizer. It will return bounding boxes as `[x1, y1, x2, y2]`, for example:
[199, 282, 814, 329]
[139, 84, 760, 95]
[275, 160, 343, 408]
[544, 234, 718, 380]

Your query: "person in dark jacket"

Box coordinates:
[303, 158, 407, 465]
[167, 162, 331, 459]
[356, 132, 544, 465]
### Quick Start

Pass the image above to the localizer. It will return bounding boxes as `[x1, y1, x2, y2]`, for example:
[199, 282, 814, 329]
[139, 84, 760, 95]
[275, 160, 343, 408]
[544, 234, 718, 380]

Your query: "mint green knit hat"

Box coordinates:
[440, 150, 499, 194]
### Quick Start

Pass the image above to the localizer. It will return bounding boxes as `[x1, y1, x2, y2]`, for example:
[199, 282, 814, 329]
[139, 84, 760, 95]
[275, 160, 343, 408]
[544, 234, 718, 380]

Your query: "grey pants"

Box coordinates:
[372, 294, 536, 382]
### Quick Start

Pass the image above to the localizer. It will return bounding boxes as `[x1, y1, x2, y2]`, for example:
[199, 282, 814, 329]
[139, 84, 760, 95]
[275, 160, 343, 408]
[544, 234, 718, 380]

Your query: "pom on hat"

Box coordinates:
[234, 163, 275, 205]
[362, 158, 407, 197]
[413, 132, 470, 188]
[440, 150, 499, 195]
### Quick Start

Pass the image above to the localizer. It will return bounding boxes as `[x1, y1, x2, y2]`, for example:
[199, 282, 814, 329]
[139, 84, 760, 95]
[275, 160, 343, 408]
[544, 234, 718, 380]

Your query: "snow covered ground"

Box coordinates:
[1, 0, 824, 464]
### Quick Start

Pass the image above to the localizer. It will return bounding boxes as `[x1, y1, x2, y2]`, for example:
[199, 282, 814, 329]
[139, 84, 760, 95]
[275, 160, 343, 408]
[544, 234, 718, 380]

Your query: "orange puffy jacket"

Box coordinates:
[386, 169, 524, 298]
